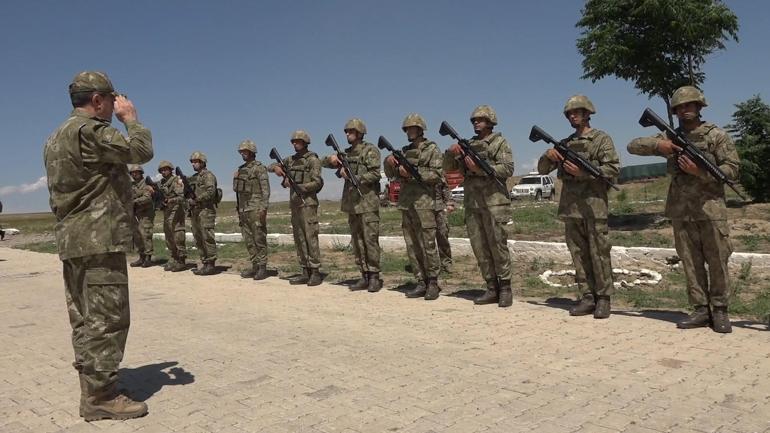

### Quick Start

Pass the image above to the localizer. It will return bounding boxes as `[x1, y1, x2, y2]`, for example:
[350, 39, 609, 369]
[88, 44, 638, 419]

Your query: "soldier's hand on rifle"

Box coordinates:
[114, 95, 137, 123]
[398, 165, 409, 178]
[385, 155, 398, 168]
[339, 168, 349, 179]
[273, 166, 286, 177]
[328, 155, 342, 168]
[446, 203, 456, 213]
[563, 160, 585, 177]
[677, 154, 704, 177]
[463, 155, 481, 174]
[545, 148, 564, 163]
[281, 177, 290, 188]
[448, 143, 463, 155]
[655, 139, 681, 155]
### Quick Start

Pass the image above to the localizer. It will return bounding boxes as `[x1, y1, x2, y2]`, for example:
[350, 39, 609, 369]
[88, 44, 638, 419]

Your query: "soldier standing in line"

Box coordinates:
[188, 152, 219, 276]
[233, 139, 271, 280]
[628, 86, 739, 333]
[384, 114, 444, 300]
[128, 165, 155, 268]
[269, 131, 324, 286]
[435, 178, 455, 274]
[157, 160, 187, 272]
[538, 95, 620, 319]
[322, 118, 383, 292]
[443, 105, 514, 307]
[43, 71, 151, 420]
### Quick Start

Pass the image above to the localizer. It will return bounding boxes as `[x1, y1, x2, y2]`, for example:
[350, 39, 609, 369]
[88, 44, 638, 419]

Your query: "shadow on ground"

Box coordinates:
[119, 361, 195, 402]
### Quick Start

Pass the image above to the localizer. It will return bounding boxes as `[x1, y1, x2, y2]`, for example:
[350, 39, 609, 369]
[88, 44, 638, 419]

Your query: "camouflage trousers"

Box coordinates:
[63, 252, 129, 392]
[465, 205, 512, 281]
[291, 205, 320, 269]
[435, 209, 452, 272]
[349, 211, 380, 273]
[564, 217, 614, 298]
[239, 209, 267, 266]
[132, 213, 154, 256]
[191, 207, 217, 263]
[402, 207, 440, 280]
[163, 204, 186, 261]
[672, 219, 732, 307]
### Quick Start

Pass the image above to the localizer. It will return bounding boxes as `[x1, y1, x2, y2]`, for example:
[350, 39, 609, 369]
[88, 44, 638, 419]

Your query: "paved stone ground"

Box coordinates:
[1, 247, 768, 433]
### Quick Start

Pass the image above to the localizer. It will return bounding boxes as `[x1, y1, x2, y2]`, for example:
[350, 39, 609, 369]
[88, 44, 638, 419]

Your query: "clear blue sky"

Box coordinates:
[0, 0, 767, 213]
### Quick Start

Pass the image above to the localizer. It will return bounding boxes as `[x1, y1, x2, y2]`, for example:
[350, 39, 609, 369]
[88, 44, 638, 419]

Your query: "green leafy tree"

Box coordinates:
[727, 96, 770, 202]
[576, 0, 738, 123]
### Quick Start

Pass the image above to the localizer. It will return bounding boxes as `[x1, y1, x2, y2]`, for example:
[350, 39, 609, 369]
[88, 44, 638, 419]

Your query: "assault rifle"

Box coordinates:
[528, 125, 619, 191]
[144, 176, 166, 209]
[638, 108, 745, 200]
[269, 147, 306, 205]
[324, 134, 363, 196]
[377, 135, 425, 186]
[438, 121, 511, 199]
[175, 167, 195, 200]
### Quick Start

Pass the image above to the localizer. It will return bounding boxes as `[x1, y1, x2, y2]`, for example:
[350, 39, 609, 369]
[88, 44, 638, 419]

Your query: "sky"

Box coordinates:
[0, 0, 767, 213]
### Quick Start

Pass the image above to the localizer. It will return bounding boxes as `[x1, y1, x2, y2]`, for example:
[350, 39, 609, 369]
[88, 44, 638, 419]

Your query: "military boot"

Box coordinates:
[424, 278, 441, 301]
[129, 255, 145, 268]
[240, 263, 258, 279]
[82, 384, 148, 422]
[594, 296, 611, 319]
[163, 256, 175, 271]
[350, 273, 368, 290]
[307, 268, 323, 286]
[367, 272, 382, 292]
[405, 280, 427, 298]
[677, 305, 711, 329]
[290, 268, 310, 285]
[498, 279, 513, 308]
[711, 306, 732, 333]
[197, 261, 216, 276]
[170, 258, 187, 272]
[141, 255, 152, 268]
[253, 264, 269, 280]
[474, 280, 499, 305]
[569, 294, 596, 316]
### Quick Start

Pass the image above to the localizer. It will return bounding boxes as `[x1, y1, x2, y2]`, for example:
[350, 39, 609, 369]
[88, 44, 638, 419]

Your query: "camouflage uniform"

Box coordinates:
[130, 174, 155, 258]
[234, 158, 270, 268]
[158, 165, 187, 266]
[434, 179, 454, 272]
[189, 166, 218, 265]
[43, 72, 153, 396]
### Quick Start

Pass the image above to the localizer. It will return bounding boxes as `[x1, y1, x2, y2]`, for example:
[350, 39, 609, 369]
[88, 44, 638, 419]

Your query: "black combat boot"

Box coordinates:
[405, 280, 427, 298]
[240, 263, 257, 279]
[367, 272, 382, 292]
[569, 294, 596, 316]
[498, 279, 513, 308]
[290, 268, 310, 285]
[424, 278, 441, 301]
[197, 261, 216, 276]
[141, 255, 152, 268]
[711, 306, 732, 333]
[594, 296, 611, 319]
[677, 305, 711, 329]
[474, 280, 499, 305]
[307, 268, 323, 286]
[129, 255, 145, 268]
[253, 264, 269, 280]
[351, 272, 368, 290]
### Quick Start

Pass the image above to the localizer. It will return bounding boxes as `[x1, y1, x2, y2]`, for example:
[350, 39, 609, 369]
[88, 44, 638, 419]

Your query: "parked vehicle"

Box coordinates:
[511, 173, 555, 200]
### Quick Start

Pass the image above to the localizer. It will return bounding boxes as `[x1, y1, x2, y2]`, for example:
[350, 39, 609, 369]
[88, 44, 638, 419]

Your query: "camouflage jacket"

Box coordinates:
[190, 168, 218, 210]
[132, 177, 155, 218]
[537, 129, 620, 219]
[383, 139, 443, 210]
[159, 174, 185, 210]
[234, 160, 270, 212]
[436, 178, 454, 208]
[43, 109, 153, 260]
[443, 132, 513, 208]
[268, 150, 323, 208]
[322, 141, 381, 214]
[627, 122, 739, 221]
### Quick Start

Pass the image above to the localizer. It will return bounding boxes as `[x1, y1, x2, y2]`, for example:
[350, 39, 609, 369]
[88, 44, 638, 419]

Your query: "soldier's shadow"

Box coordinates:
[445, 288, 486, 301]
[118, 361, 195, 402]
[389, 281, 417, 295]
[526, 297, 574, 311]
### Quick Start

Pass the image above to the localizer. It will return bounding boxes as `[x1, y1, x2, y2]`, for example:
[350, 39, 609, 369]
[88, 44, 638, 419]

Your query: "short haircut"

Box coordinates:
[70, 91, 95, 108]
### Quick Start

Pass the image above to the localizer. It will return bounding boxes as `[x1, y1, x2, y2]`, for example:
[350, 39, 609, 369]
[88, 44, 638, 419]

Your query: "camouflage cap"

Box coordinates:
[470, 105, 498, 125]
[128, 164, 144, 173]
[291, 130, 311, 144]
[402, 113, 427, 132]
[238, 139, 257, 153]
[671, 86, 707, 110]
[158, 160, 174, 172]
[189, 151, 207, 163]
[344, 118, 367, 135]
[563, 95, 596, 114]
[68, 71, 117, 96]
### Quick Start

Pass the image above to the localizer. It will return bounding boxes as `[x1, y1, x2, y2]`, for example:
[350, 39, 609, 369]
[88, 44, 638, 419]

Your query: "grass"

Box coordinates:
[14, 240, 58, 254]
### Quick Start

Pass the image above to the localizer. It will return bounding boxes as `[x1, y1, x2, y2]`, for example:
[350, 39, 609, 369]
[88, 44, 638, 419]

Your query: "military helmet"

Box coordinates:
[402, 113, 427, 132]
[128, 164, 144, 173]
[291, 130, 311, 144]
[344, 118, 367, 135]
[189, 151, 207, 163]
[157, 160, 174, 172]
[563, 95, 596, 114]
[238, 139, 257, 154]
[670, 86, 707, 110]
[69, 71, 116, 95]
[470, 105, 498, 125]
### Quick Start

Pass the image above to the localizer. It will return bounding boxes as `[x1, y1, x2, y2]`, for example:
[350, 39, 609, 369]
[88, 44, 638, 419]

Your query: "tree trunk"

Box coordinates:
[664, 97, 674, 126]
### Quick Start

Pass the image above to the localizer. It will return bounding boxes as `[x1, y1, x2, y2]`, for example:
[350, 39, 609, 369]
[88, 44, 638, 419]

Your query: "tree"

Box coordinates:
[576, 0, 738, 124]
[727, 96, 770, 202]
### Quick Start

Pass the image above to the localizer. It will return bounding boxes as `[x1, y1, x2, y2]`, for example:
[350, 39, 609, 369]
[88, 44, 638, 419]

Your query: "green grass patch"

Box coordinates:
[13, 240, 58, 254]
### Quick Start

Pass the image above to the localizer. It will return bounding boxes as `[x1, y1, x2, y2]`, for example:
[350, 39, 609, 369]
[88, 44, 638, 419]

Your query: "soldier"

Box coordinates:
[269, 131, 324, 286]
[43, 71, 151, 420]
[187, 152, 219, 276]
[443, 105, 514, 307]
[435, 178, 455, 273]
[157, 160, 187, 272]
[233, 139, 271, 280]
[322, 118, 383, 292]
[384, 114, 444, 300]
[128, 165, 155, 268]
[628, 86, 739, 333]
[538, 95, 620, 319]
